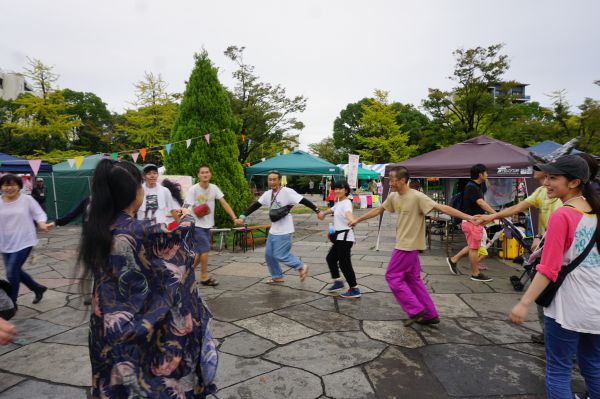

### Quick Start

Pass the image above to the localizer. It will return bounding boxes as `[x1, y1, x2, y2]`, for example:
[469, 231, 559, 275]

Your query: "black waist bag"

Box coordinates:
[269, 205, 293, 222]
[328, 229, 350, 244]
[535, 226, 597, 307]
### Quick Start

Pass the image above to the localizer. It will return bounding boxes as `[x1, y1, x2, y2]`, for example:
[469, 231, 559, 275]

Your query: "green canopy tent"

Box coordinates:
[39, 154, 141, 223]
[245, 150, 342, 180]
[38, 154, 104, 222]
[356, 167, 380, 180]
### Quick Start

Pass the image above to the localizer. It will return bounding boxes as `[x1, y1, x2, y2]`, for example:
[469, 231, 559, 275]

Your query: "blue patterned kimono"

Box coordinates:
[89, 212, 217, 398]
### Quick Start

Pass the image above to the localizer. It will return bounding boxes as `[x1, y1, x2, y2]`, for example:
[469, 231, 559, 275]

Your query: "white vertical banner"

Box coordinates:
[347, 154, 360, 189]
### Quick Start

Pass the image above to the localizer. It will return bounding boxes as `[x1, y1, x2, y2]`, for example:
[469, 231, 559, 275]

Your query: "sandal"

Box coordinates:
[265, 278, 285, 284]
[299, 264, 309, 282]
[200, 277, 219, 287]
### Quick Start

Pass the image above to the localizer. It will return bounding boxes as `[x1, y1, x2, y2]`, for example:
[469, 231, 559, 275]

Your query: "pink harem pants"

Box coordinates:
[385, 249, 439, 320]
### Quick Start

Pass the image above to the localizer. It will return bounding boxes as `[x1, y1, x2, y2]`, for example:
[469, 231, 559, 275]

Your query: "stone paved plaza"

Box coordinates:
[0, 200, 588, 398]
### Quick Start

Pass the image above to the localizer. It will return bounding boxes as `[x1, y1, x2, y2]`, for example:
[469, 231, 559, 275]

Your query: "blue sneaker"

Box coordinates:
[339, 287, 361, 298]
[326, 280, 345, 293]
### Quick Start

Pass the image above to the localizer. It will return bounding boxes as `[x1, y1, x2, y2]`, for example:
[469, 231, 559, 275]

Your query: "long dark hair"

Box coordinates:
[78, 159, 142, 278]
[162, 179, 183, 206]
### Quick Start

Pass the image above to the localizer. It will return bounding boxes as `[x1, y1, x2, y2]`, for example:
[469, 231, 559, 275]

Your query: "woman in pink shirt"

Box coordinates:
[508, 155, 599, 399]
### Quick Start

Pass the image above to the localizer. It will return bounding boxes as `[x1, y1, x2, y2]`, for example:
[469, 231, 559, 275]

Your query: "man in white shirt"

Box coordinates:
[185, 165, 238, 286]
[235, 171, 324, 283]
[137, 164, 178, 224]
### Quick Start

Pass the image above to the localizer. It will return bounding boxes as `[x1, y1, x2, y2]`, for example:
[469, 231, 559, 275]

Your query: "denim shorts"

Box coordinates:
[192, 227, 211, 254]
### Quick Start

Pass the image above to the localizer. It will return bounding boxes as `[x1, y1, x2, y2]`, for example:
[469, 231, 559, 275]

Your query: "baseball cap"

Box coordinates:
[536, 155, 590, 183]
[142, 164, 159, 174]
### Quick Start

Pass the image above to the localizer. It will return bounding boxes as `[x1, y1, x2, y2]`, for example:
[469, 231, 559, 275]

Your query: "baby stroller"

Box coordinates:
[498, 218, 540, 291]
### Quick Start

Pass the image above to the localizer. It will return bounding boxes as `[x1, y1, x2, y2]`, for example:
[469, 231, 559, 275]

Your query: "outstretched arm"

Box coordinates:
[476, 201, 531, 225]
[432, 203, 474, 222]
[236, 201, 263, 225]
[218, 197, 238, 222]
[350, 206, 385, 227]
[299, 197, 325, 220]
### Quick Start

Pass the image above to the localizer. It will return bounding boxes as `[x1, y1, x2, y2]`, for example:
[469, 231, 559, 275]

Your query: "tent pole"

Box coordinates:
[51, 173, 59, 220]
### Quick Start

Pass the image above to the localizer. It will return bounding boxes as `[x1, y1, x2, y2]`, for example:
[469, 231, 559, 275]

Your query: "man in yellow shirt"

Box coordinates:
[476, 166, 561, 239]
[351, 166, 474, 326]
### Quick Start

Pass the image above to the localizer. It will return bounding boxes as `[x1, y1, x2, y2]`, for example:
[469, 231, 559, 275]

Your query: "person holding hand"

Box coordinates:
[0, 174, 53, 306]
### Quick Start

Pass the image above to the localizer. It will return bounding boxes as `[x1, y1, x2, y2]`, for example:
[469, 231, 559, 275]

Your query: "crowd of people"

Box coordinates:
[0, 149, 598, 398]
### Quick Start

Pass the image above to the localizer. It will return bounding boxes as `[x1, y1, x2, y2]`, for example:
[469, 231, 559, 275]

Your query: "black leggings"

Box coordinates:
[326, 240, 356, 287]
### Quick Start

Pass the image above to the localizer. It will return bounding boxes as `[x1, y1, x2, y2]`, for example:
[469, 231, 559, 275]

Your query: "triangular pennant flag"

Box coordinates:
[159, 149, 166, 159]
[261, 158, 266, 161]
[248, 139, 252, 146]
[204, 134, 210, 144]
[185, 139, 191, 148]
[110, 152, 118, 160]
[131, 153, 139, 163]
[241, 133, 245, 142]
[74, 156, 85, 170]
[165, 143, 172, 154]
[67, 158, 76, 168]
[28, 160, 42, 176]
[283, 149, 289, 154]
[276, 152, 281, 156]
[140, 148, 147, 161]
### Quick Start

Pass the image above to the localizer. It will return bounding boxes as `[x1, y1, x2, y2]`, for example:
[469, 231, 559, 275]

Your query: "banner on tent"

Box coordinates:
[347, 154, 359, 189]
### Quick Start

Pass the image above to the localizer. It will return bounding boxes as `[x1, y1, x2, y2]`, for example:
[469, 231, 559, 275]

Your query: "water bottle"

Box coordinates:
[328, 223, 335, 235]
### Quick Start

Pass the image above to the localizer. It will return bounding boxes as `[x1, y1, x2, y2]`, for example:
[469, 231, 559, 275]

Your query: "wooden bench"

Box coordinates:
[232, 224, 271, 252]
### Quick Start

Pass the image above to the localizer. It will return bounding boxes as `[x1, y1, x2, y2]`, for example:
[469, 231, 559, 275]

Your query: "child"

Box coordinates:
[319, 180, 360, 298]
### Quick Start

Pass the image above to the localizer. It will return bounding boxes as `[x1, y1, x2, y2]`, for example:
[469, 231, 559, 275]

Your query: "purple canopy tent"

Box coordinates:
[374, 136, 537, 250]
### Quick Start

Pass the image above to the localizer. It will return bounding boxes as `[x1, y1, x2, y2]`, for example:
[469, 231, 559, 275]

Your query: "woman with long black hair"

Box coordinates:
[509, 155, 600, 398]
[81, 159, 217, 398]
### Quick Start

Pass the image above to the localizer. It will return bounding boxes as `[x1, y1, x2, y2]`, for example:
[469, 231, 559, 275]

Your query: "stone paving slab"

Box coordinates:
[216, 367, 322, 399]
[274, 303, 360, 332]
[214, 352, 279, 389]
[0, 373, 24, 394]
[35, 307, 90, 327]
[219, 331, 276, 357]
[264, 331, 386, 375]
[234, 313, 320, 344]
[363, 320, 424, 348]
[309, 292, 406, 321]
[0, 380, 87, 399]
[323, 367, 377, 399]
[8, 318, 70, 344]
[0, 342, 91, 386]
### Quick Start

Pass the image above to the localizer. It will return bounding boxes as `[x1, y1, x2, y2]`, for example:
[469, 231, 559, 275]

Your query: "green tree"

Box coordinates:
[422, 44, 517, 142]
[308, 136, 346, 164]
[332, 98, 372, 156]
[117, 72, 178, 147]
[165, 51, 249, 226]
[3, 91, 80, 154]
[62, 89, 113, 152]
[355, 90, 417, 163]
[224, 46, 305, 164]
[24, 57, 59, 100]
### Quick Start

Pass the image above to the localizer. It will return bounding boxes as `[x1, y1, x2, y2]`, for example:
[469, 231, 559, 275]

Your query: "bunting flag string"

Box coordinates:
[185, 139, 191, 148]
[204, 134, 210, 144]
[165, 143, 172, 154]
[110, 152, 118, 160]
[140, 148, 147, 161]
[131, 153, 139, 163]
[74, 156, 85, 170]
[158, 149, 166, 159]
[248, 139, 252, 146]
[67, 159, 76, 168]
[241, 133, 245, 142]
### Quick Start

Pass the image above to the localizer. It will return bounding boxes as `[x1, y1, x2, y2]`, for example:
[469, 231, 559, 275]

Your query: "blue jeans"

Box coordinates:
[265, 233, 304, 279]
[2, 247, 41, 303]
[544, 316, 600, 399]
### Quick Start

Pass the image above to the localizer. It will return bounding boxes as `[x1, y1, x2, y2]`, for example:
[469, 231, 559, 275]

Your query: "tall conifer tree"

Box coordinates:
[166, 51, 249, 226]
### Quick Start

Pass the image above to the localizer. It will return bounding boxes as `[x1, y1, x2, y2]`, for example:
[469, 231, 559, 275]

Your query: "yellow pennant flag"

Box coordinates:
[283, 149, 289, 154]
[159, 149, 166, 159]
[74, 156, 85, 170]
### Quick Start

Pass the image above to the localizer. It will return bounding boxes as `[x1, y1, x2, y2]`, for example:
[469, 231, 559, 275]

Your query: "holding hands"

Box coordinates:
[234, 218, 245, 226]
[472, 214, 495, 226]
[317, 211, 326, 221]
[37, 222, 54, 233]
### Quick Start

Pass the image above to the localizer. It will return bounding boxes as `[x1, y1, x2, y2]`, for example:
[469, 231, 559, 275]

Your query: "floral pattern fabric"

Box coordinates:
[89, 212, 217, 398]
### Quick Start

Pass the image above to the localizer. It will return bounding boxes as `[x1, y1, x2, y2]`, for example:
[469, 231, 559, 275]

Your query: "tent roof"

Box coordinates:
[52, 154, 105, 175]
[246, 150, 341, 178]
[0, 152, 53, 173]
[389, 135, 533, 178]
[527, 140, 583, 156]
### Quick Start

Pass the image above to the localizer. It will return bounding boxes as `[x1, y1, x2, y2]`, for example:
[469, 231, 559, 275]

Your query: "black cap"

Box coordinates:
[536, 155, 590, 183]
[142, 164, 159, 174]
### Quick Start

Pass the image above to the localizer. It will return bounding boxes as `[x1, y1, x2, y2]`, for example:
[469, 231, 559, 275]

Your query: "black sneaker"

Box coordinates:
[470, 273, 493, 282]
[446, 257, 458, 275]
[416, 317, 440, 326]
[32, 286, 47, 304]
[404, 309, 427, 327]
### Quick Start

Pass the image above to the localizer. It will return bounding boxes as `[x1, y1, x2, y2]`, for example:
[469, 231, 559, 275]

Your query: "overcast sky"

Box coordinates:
[2, 0, 599, 152]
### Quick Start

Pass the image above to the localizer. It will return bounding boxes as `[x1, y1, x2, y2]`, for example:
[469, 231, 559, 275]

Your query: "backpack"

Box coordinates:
[450, 181, 477, 225]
